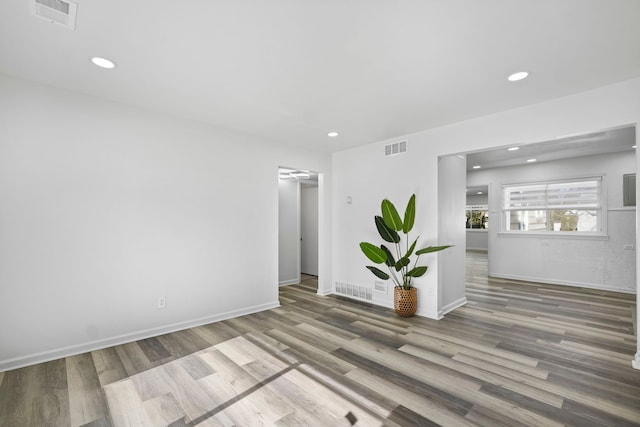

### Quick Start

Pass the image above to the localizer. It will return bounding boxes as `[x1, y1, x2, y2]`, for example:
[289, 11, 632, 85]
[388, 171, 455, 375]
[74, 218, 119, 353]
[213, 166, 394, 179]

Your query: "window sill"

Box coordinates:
[466, 229, 488, 233]
[497, 232, 609, 241]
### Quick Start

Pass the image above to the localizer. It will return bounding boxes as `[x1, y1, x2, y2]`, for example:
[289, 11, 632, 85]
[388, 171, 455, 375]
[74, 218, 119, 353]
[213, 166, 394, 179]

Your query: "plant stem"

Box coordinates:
[405, 232, 410, 288]
[387, 266, 402, 288]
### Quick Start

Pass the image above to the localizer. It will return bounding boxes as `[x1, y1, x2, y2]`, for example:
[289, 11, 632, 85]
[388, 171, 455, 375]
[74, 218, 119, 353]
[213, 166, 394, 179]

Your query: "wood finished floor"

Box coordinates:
[1, 251, 639, 426]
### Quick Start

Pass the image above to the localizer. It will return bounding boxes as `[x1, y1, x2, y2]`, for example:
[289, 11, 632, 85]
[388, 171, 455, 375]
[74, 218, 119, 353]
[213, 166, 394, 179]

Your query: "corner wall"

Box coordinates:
[438, 155, 467, 316]
[0, 74, 332, 371]
[278, 179, 300, 285]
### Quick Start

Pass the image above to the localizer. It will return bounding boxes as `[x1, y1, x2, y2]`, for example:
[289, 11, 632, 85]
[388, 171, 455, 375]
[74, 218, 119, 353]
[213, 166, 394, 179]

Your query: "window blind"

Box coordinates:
[504, 178, 601, 210]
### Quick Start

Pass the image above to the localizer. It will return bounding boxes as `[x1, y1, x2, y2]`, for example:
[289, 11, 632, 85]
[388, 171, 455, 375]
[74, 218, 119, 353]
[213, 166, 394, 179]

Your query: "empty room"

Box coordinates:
[1, 1, 640, 426]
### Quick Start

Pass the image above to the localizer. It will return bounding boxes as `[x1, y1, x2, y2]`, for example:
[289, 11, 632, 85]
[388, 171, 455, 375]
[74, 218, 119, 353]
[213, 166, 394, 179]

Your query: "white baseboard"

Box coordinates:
[279, 279, 299, 286]
[489, 273, 636, 294]
[416, 307, 439, 320]
[438, 297, 468, 319]
[633, 352, 640, 370]
[0, 300, 280, 373]
[330, 290, 450, 320]
[316, 288, 333, 296]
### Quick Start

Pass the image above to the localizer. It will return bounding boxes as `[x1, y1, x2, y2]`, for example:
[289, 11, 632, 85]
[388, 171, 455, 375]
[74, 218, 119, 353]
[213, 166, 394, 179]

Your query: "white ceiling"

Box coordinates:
[466, 125, 637, 171]
[1, 1, 640, 152]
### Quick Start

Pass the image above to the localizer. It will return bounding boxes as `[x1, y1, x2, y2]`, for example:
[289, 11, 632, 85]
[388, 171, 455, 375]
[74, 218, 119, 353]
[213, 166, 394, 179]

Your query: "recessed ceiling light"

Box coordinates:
[327, 131, 339, 137]
[508, 147, 520, 151]
[91, 57, 116, 69]
[633, 145, 637, 149]
[477, 192, 483, 195]
[526, 158, 537, 163]
[508, 71, 528, 82]
[290, 170, 310, 179]
[472, 165, 481, 169]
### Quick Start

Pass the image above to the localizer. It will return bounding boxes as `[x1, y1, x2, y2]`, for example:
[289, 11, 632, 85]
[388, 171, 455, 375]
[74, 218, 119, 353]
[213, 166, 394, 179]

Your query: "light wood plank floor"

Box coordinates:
[1, 252, 639, 426]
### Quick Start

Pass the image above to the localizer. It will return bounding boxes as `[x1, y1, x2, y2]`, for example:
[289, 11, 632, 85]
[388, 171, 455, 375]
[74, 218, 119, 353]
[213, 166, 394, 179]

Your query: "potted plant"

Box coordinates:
[359, 194, 451, 317]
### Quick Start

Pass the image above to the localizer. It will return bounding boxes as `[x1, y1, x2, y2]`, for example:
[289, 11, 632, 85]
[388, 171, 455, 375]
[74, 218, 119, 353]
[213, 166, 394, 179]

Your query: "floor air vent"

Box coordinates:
[335, 282, 373, 302]
[384, 140, 407, 157]
[30, 0, 78, 30]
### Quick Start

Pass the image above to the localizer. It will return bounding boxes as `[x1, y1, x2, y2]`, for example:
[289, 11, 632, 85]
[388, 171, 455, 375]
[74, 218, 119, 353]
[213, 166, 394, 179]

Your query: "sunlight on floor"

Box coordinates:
[103, 335, 385, 426]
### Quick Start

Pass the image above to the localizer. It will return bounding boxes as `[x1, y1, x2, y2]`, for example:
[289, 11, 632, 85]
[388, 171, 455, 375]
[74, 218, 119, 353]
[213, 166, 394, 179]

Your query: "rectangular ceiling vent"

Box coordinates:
[384, 140, 407, 157]
[30, 0, 78, 30]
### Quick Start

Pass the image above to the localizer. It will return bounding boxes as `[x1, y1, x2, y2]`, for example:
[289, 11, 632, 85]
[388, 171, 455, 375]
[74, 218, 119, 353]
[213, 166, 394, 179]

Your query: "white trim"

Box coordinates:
[490, 273, 635, 294]
[317, 288, 333, 296]
[279, 278, 300, 286]
[325, 290, 442, 319]
[438, 297, 468, 319]
[0, 301, 280, 373]
[634, 352, 640, 370]
[497, 231, 609, 241]
[416, 306, 439, 319]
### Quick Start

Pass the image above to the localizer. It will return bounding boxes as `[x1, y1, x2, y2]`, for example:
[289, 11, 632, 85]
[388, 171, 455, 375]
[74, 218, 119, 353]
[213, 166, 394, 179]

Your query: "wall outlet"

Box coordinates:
[158, 296, 166, 309]
[624, 244, 635, 250]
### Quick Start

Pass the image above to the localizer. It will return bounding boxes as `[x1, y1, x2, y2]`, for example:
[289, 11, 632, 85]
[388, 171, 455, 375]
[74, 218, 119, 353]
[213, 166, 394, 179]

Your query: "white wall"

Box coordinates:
[332, 77, 640, 325]
[278, 179, 300, 285]
[0, 74, 332, 371]
[467, 150, 636, 292]
[467, 193, 489, 205]
[438, 155, 467, 316]
[332, 148, 449, 318]
[466, 231, 489, 251]
[301, 185, 319, 276]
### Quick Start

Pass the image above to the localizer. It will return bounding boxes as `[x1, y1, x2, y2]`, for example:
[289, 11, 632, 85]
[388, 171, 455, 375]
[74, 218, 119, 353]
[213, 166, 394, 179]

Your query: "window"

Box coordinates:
[503, 177, 603, 233]
[466, 205, 488, 229]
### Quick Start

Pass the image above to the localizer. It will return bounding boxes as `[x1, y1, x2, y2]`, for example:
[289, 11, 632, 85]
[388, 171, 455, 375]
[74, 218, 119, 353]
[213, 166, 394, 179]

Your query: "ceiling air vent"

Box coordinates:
[384, 140, 407, 157]
[30, 0, 78, 30]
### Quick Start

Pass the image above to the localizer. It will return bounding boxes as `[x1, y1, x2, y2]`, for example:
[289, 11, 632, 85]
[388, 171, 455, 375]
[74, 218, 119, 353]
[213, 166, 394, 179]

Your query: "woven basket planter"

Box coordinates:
[394, 287, 417, 317]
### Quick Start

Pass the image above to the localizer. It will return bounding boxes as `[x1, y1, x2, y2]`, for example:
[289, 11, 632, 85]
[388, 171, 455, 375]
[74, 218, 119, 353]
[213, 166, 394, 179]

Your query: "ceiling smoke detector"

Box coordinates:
[30, 0, 78, 30]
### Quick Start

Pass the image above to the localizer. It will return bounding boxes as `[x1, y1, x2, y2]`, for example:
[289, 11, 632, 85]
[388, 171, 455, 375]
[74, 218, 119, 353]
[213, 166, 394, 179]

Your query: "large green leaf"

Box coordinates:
[395, 257, 410, 271]
[366, 266, 390, 280]
[403, 238, 418, 259]
[375, 216, 400, 243]
[381, 245, 396, 267]
[403, 194, 416, 234]
[381, 199, 403, 231]
[416, 245, 453, 255]
[360, 242, 387, 264]
[406, 266, 428, 277]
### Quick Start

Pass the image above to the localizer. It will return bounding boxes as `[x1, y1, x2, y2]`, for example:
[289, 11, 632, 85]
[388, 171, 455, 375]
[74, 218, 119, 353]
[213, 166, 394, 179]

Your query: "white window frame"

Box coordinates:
[466, 204, 489, 230]
[501, 176, 607, 238]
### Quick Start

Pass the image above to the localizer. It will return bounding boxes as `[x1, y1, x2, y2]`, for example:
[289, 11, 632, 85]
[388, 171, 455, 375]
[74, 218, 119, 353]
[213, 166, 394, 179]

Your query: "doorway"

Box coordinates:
[462, 125, 637, 293]
[277, 167, 319, 287]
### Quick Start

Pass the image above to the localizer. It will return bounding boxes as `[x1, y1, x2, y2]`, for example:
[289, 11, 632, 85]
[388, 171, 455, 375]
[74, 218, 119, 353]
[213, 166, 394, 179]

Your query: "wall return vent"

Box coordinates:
[384, 140, 407, 157]
[335, 281, 373, 302]
[30, 0, 78, 30]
